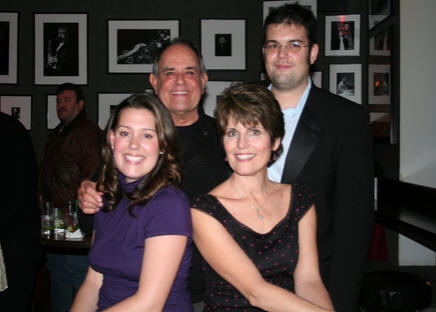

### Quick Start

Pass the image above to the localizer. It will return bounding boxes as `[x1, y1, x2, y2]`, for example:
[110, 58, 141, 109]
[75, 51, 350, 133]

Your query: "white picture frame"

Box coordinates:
[201, 19, 246, 70]
[203, 81, 237, 117]
[108, 20, 178, 73]
[325, 14, 360, 56]
[368, 64, 390, 105]
[46, 95, 60, 129]
[369, 15, 391, 56]
[262, 0, 317, 21]
[34, 13, 87, 85]
[329, 64, 362, 104]
[98, 93, 132, 129]
[310, 71, 322, 88]
[0, 95, 32, 129]
[0, 12, 18, 84]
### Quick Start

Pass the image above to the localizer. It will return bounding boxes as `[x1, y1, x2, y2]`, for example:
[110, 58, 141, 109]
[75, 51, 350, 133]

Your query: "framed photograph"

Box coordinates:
[108, 20, 178, 73]
[34, 13, 87, 85]
[203, 81, 238, 117]
[369, 17, 391, 56]
[201, 19, 246, 70]
[325, 14, 360, 56]
[0, 12, 18, 84]
[46, 95, 60, 129]
[98, 93, 132, 129]
[329, 64, 362, 104]
[263, 0, 317, 21]
[0, 95, 32, 129]
[368, 64, 390, 105]
[310, 71, 322, 88]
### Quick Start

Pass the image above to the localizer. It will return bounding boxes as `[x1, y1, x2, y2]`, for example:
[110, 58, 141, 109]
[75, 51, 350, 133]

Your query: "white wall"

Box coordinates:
[400, 0, 436, 188]
[399, 0, 436, 265]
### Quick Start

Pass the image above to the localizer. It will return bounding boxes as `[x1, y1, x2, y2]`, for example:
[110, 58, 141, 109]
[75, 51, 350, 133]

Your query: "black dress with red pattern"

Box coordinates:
[191, 183, 314, 311]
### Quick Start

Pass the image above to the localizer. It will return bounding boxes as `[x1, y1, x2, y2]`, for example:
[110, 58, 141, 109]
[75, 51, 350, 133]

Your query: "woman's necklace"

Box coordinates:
[251, 205, 264, 220]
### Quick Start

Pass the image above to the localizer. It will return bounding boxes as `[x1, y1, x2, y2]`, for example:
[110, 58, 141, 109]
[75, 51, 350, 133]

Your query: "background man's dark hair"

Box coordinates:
[263, 3, 318, 47]
[56, 82, 85, 102]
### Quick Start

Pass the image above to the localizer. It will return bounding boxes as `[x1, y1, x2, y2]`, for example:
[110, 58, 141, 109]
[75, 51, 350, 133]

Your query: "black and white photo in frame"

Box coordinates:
[329, 64, 362, 104]
[201, 19, 245, 70]
[35, 13, 87, 85]
[310, 71, 322, 88]
[369, 16, 391, 56]
[203, 81, 238, 117]
[98, 93, 132, 129]
[0, 95, 32, 129]
[0, 12, 18, 84]
[325, 14, 360, 56]
[108, 20, 178, 73]
[46, 95, 61, 130]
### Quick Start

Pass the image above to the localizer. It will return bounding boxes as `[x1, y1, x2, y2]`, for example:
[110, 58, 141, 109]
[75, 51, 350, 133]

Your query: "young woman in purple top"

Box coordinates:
[71, 94, 193, 312]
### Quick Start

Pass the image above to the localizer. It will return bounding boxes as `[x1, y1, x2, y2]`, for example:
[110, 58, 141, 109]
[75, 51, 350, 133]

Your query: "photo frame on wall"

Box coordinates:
[108, 20, 179, 73]
[0, 12, 18, 84]
[262, 0, 317, 21]
[46, 95, 60, 129]
[310, 71, 322, 88]
[34, 13, 87, 85]
[329, 64, 362, 104]
[369, 17, 391, 56]
[368, 64, 390, 105]
[201, 19, 246, 70]
[325, 14, 360, 56]
[98, 93, 132, 129]
[0, 95, 32, 129]
[203, 81, 239, 117]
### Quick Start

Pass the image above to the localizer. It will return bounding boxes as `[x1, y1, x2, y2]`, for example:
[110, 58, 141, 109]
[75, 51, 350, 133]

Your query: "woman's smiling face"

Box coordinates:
[110, 108, 160, 183]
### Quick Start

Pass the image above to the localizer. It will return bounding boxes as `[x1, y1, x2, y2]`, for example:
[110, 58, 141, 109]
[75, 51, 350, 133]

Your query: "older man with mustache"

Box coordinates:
[78, 40, 229, 311]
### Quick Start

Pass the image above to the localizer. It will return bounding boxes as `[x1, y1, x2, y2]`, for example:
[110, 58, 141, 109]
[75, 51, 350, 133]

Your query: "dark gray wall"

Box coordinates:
[0, 0, 366, 161]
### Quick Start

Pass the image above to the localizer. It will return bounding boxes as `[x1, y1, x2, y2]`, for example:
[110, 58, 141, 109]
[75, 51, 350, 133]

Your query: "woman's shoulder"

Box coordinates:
[289, 183, 315, 219]
[191, 192, 217, 206]
[155, 185, 187, 198]
[148, 186, 190, 209]
[290, 183, 315, 198]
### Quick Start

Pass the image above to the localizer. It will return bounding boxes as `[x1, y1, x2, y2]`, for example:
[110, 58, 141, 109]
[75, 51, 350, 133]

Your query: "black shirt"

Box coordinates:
[177, 112, 230, 302]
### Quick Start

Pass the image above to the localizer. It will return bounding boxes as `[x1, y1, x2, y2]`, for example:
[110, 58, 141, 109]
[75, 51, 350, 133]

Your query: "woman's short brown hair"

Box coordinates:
[214, 83, 285, 165]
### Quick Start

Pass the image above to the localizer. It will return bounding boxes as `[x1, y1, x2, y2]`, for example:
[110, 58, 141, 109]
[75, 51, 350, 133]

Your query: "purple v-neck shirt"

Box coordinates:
[89, 176, 193, 311]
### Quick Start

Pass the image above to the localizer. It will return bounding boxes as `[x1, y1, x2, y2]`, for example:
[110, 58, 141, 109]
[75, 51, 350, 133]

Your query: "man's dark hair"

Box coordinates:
[56, 82, 84, 102]
[151, 38, 207, 75]
[263, 3, 318, 46]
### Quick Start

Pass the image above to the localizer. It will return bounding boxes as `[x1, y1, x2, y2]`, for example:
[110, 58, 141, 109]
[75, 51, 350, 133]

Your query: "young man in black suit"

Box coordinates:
[263, 4, 374, 311]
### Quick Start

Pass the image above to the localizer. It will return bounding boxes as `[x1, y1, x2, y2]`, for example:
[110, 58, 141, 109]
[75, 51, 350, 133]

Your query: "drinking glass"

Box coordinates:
[65, 200, 79, 233]
[41, 202, 53, 236]
[53, 206, 65, 239]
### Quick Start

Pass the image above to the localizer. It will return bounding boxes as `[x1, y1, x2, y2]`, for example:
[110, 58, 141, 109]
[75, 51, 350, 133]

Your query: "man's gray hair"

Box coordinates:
[151, 39, 207, 76]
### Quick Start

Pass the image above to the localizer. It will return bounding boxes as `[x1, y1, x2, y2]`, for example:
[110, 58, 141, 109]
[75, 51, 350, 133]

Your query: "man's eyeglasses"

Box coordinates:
[263, 41, 310, 53]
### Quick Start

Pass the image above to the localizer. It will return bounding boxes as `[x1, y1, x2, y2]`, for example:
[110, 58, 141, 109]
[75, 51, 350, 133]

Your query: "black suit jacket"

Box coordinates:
[280, 85, 374, 311]
[0, 113, 41, 310]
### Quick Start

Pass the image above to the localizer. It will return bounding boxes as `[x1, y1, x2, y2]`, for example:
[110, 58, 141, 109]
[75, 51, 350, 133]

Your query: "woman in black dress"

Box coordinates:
[191, 83, 334, 311]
